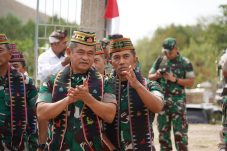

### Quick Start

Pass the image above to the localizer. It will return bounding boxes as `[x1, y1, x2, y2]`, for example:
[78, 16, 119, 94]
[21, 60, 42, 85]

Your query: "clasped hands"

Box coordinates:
[157, 69, 176, 82]
[66, 79, 91, 104]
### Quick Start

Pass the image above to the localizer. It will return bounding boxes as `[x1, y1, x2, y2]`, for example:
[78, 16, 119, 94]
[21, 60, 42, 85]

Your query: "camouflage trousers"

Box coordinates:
[218, 97, 227, 151]
[157, 100, 188, 151]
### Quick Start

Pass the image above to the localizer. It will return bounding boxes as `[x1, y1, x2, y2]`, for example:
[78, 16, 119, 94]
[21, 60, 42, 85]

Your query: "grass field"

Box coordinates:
[153, 123, 222, 151]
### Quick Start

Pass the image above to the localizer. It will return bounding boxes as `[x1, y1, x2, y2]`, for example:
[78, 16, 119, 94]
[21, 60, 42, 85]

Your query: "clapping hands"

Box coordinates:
[66, 79, 90, 104]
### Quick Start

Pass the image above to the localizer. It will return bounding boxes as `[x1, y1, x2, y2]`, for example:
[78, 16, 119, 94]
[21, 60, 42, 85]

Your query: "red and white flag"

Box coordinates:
[104, 0, 120, 35]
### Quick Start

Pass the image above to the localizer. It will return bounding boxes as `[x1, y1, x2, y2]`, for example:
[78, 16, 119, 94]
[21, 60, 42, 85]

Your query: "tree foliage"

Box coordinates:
[135, 5, 227, 87]
[0, 14, 78, 76]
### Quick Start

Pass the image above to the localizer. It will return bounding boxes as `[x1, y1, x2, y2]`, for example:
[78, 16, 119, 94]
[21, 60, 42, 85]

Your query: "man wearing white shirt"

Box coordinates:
[37, 30, 70, 84]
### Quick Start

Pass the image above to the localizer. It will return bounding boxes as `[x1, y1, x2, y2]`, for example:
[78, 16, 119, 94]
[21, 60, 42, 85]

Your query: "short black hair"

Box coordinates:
[108, 34, 123, 40]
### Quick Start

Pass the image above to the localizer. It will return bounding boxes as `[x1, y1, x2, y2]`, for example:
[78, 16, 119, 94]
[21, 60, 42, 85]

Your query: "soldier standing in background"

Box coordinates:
[218, 54, 227, 151]
[148, 37, 195, 151]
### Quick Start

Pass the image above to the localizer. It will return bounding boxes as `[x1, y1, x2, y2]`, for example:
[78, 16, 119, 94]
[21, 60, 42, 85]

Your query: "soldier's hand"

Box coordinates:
[122, 65, 141, 89]
[73, 79, 90, 101]
[66, 87, 79, 104]
[156, 70, 163, 79]
[163, 72, 176, 82]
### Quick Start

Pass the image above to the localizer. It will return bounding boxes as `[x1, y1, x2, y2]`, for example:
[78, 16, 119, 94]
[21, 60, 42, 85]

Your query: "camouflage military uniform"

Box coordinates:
[219, 97, 227, 151]
[104, 73, 163, 151]
[38, 67, 116, 151]
[0, 66, 38, 151]
[218, 52, 227, 151]
[149, 54, 194, 151]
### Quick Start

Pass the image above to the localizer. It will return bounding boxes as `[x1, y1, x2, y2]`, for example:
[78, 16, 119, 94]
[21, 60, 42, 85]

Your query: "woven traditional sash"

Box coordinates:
[26, 108, 37, 135]
[104, 77, 121, 149]
[8, 65, 27, 148]
[128, 71, 152, 150]
[48, 66, 70, 150]
[49, 65, 105, 150]
[105, 70, 153, 150]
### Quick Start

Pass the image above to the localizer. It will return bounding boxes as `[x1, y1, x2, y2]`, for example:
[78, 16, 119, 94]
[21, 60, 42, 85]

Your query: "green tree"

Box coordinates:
[135, 5, 227, 87]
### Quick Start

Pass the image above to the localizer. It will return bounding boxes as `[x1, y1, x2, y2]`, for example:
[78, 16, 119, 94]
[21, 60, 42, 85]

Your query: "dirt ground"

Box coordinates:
[153, 123, 222, 151]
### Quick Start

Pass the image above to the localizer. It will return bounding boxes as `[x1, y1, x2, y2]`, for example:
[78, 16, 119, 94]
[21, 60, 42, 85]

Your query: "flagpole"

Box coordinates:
[106, 19, 112, 36]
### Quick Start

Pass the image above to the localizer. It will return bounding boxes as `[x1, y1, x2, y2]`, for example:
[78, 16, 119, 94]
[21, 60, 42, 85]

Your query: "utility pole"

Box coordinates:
[80, 0, 106, 40]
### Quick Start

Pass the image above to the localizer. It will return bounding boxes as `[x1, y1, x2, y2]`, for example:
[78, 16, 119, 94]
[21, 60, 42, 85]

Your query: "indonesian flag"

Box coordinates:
[104, 0, 120, 35]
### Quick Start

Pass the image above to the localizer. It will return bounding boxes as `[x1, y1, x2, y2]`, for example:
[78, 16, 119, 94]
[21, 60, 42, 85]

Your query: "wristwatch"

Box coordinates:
[37, 143, 47, 150]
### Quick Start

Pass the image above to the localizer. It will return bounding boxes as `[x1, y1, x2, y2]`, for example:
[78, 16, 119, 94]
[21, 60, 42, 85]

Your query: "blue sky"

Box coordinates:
[16, 0, 226, 42]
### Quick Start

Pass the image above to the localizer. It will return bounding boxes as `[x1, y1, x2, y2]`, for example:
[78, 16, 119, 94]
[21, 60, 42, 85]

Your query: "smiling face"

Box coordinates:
[67, 43, 95, 73]
[111, 49, 136, 78]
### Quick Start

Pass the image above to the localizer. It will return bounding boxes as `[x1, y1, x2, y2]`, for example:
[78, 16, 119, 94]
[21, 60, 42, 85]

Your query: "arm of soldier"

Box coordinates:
[73, 80, 117, 123]
[163, 72, 194, 88]
[222, 59, 227, 78]
[37, 120, 48, 145]
[134, 82, 163, 113]
[83, 93, 116, 123]
[36, 95, 73, 121]
[148, 71, 162, 81]
[180, 61, 195, 88]
[148, 62, 162, 81]
[124, 67, 164, 113]
[36, 97, 74, 150]
[223, 71, 227, 77]
[36, 76, 76, 121]
[176, 77, 194, 88]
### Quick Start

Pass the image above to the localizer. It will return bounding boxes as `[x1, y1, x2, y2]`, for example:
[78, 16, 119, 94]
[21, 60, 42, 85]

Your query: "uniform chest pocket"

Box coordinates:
[171, 64, 185, 78]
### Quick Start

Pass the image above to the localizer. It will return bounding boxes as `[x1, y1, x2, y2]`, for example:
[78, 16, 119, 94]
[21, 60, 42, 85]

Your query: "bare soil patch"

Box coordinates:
[154, 123, 222, 151]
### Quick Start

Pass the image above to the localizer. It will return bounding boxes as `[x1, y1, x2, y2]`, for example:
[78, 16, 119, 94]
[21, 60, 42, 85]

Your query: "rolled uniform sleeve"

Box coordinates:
[25, 75, 38, 109]
[223, 60, 227, 72]
[184, 58, 195, 79]
[103, 77, 117, 105]
[147, 81, 164, 101]
[37, 74, 56, 104]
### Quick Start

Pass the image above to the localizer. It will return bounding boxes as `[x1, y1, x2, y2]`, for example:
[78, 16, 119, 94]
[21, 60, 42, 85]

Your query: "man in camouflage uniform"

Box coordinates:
[104, 35, 164, 151]
[219, 96, 227, 151]
[148, 37, 195, 151]
[0, 34, 38, 150]
[218, 54, 227, 151]
[36, 30, 117, 151]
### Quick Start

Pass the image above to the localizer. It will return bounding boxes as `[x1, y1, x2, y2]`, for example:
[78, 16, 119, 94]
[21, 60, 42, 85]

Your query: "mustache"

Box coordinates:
[79, 61, 89, 64]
